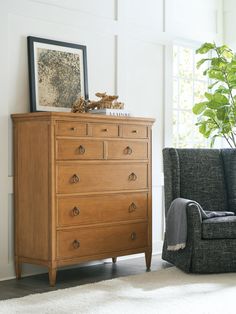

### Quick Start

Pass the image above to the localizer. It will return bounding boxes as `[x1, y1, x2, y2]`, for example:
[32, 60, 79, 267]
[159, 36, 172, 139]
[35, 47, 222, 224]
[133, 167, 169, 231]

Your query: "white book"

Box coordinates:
[89, 109, 131, 116]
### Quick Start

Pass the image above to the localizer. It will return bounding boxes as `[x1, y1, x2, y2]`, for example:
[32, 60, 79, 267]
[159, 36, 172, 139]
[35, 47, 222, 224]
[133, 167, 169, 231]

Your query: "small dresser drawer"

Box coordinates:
[91, 123, 119, 137]
[107, 141, 148, 160]
[57, 163, 148, 194]
[56, 122, 87, 137]
[122, 125, 148, 138]
[57, 222, 148, 259]
[57, 192, 148, 227]
[56, 139, 104, 160]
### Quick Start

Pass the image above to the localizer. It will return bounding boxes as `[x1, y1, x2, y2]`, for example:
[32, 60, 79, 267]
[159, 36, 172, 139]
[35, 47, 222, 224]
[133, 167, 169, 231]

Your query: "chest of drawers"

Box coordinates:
[12, 112, 155, 285]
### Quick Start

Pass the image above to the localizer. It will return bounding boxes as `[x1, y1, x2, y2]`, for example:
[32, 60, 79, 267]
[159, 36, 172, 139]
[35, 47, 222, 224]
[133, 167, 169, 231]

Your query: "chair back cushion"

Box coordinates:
[222, 149, 236, 213]
[163, 148, 228, 215]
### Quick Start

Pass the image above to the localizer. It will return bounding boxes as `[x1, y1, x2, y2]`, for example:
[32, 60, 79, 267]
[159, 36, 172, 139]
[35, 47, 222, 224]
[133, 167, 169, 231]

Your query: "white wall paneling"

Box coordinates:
[224, 0, 236, 49]
[0, 2, 12, 280]
[1, 0, 223, 280]
[30, 0, 118, 20]
[166, 0, 223, 43]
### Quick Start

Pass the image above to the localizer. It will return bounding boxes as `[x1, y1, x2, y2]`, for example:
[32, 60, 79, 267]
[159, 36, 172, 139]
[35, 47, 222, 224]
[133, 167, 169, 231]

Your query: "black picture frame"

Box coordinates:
[27, 36, 89, 112]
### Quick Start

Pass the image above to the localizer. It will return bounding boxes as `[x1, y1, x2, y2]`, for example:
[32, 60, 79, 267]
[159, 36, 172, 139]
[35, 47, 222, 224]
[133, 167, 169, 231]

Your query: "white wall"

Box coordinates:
[0, 0, 222, 280]
[223, 0, 236, 49]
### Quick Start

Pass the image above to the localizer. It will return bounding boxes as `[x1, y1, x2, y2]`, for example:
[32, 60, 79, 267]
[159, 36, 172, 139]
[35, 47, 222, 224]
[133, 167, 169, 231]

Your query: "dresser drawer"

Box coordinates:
[107, 141, 148, 160]
[56, 121, 87, 137]
[57, 222, 148, 259]
[56, 139, 104, 160]
[57, 163, 148, 194]
[57, 192, 148, 227]
[91, 123, 119, 137]
[122, 125, 148, 138]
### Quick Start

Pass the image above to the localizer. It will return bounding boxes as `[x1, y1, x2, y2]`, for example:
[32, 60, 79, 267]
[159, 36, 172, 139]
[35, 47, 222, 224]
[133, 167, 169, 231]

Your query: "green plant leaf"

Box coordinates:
[207, 102, 224, 109]
[205, 92, 213, 101]
[203, 109, 216, 119]
[211, 57, 227, 69]
[199, 123, 206, 134]
[221, 48, 233, 59]
[192, 102, 207, 115]
[213, 93, 228, 105]
[216, 108, 226, 121]
[196, 43, 215, 54]
[207, 69, 225, 81]
[215, 85, 230, 94]
[196, 58, 209, 69]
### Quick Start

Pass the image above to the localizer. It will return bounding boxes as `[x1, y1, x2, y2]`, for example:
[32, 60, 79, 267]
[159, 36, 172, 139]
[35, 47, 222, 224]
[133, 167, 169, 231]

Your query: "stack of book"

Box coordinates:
[89, 109, 130, 116]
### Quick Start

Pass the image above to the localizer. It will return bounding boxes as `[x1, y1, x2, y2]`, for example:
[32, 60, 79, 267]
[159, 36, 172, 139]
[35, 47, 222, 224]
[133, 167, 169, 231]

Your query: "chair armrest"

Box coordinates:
[186, 203, 202, 242]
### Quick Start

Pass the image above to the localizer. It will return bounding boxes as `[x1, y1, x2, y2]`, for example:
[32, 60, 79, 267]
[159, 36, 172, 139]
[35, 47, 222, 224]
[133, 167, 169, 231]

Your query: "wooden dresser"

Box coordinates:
[12, 112, 155, 285]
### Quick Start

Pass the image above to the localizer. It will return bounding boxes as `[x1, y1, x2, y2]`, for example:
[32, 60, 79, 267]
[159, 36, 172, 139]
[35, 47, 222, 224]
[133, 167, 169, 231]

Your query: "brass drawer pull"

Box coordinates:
[132, 130, 137, 134]
[70, 127, 77, 131]
[128, 172, 137, 181]
[72, 206, 80, 216]
[129, 202, 137, 213]
[102, 128, 108, 132]
[72, 240, 80, 249]
[71, 174, 80, 184]
[78, 145, 85, 154]
[124, 146, 133, 155]
[131, 232, 137, 241]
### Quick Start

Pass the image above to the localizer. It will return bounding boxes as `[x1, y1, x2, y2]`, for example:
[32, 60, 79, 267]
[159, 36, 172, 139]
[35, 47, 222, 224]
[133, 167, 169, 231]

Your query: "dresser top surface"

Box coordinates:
[11, 112, 155, 125]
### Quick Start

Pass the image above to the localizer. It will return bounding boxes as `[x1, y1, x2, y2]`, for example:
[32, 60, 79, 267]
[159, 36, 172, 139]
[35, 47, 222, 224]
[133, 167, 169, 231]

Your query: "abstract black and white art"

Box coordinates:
[27, 36, 88, 112]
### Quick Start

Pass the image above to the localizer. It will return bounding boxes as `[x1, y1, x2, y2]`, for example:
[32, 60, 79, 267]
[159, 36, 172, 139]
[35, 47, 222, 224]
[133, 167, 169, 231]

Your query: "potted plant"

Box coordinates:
[192, 42, 236, 147]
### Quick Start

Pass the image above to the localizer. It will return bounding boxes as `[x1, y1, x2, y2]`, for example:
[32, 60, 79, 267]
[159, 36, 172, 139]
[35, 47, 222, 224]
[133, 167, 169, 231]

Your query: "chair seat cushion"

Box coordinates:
[202, 216, 236, 239]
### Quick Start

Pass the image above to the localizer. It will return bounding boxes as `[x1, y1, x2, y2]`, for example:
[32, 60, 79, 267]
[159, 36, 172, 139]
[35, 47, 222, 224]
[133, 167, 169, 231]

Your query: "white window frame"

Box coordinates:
[164, 40, 210, 148]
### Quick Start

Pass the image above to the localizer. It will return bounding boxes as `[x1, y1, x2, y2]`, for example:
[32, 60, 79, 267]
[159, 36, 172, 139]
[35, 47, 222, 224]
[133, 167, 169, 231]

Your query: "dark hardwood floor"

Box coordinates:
[0, 254, 171, 301]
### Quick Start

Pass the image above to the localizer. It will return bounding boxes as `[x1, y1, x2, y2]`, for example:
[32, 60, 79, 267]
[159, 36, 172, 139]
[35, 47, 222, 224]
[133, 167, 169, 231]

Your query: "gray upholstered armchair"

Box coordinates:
[162, 148, 236, 273]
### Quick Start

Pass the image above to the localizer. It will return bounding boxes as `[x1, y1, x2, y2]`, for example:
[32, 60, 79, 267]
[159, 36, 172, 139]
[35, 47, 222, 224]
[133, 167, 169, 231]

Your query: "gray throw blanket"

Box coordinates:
[166, 198, 235, 251]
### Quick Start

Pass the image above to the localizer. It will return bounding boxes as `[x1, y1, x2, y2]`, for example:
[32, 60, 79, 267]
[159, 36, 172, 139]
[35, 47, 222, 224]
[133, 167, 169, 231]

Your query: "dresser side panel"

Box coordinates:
[15, 120, 50, 261]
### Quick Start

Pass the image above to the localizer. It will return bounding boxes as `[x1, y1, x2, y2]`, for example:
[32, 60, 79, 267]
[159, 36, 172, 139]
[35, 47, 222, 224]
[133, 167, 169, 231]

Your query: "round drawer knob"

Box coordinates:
[131, 232, 137, 241]
[71, 174, 80, 184]
[72, 240, 80, 249]
[128, 172, 137, 181]
[128, 202, 137, 213]
[70, 127, 77, 131]
[124, 146, 133, 155]
[78, 145, 85, 155]
[72, 207, 80, 216]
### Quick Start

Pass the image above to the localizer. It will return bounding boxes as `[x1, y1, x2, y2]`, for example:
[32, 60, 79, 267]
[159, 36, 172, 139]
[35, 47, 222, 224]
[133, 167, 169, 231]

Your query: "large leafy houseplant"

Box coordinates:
[193, 42, 236, 147]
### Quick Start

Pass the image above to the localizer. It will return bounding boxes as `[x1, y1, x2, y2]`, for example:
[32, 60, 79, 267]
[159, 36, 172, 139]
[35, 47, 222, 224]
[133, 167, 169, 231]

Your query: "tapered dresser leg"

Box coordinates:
[49, 268, 57, 286]
[15, 257, 22, 279]
[112, 257, 117, 263]
[145, 250, 152, 271]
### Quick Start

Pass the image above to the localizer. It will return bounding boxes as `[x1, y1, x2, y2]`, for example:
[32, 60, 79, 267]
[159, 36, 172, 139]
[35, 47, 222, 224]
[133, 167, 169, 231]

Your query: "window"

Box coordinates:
[173, 44, 209, 148]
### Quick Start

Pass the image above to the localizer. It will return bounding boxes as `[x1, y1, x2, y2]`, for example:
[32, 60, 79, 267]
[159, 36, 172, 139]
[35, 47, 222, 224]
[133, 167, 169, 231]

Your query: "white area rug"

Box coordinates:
[0, 267, 236, 314]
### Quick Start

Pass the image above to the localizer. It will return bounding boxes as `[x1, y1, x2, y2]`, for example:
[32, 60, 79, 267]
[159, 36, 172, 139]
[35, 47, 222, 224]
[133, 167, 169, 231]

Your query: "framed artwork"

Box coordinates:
[27, 36, 89, 112]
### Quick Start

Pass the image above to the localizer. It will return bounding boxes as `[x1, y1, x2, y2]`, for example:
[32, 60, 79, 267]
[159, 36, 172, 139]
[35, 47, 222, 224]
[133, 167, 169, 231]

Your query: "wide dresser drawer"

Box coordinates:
[57, 163, 148, 193]
[57, 192, 148, 227]
[107, 140, 148, 160]
[56, 139, 104, 160]
[57, 222, 148, 259]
